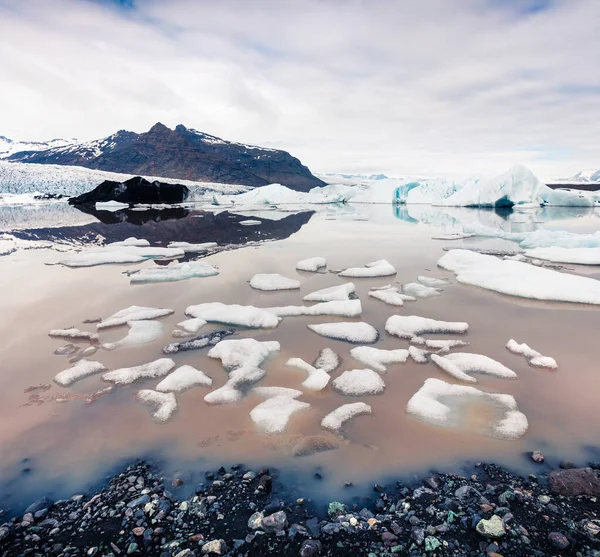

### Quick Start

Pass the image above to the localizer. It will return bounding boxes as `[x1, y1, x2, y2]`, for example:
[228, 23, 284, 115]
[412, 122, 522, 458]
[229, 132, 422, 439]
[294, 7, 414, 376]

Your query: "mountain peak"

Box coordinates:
[148, 122, 171, 134]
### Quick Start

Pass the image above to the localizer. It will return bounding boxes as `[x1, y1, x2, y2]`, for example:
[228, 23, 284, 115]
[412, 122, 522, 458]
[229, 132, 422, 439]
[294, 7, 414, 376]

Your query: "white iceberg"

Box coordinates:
[267, 300, 362, 318]
[49, 328, 99, 342]
[249, 273, 301, 291]
[506, 339, 557, 370]
[350, 346, 409, 372]
[296, 257, 327, 272]
[102, 320, 163, 350]
[156, 365, 213, 392]
[314, 348, 340, 373]
[303, 283, 355, 302]
[430, 353, 517, 383]
[130, 261, 219, 284]
[321, 402, 372, 432]
[332, 369, 386, 396]
[172, 318, 207, 337]
[438, 249, 600, 305]
[402, 282, 442, 298]
[98, 306, 174, 329]
[136, 390, 177, 423]
[102, 358, 175, 385]
[308, 322, 379, 344]
[339, 259, 397, 278]
[406, 378, 528, 440]
[385, 315, 469, 340]
[418, 276, 452, 288]
[369, 286, 415, 306]
[524, 247, 600, 265]
[251, 386, 303, 399]
[185, 302, 280, 328]
[250, 395, 311, 434]
[54, 359, 107, 387]
[167, 241, 217, 253]
[285, 358, 331, 391]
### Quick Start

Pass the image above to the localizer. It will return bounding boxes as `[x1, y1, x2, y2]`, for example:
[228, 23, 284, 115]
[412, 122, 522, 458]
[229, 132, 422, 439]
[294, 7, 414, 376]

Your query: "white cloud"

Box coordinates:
[0, 0, 599, 179]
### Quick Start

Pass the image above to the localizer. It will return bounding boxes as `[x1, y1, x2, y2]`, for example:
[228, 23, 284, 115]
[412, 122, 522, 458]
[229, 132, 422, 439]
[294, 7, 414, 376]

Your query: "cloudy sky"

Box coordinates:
[0, 0, 599, 179]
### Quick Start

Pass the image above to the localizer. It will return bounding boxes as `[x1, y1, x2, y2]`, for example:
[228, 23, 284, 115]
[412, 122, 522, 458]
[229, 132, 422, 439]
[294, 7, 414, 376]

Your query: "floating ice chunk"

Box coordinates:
[49, 328, 99, 342]
[251, 386, 303, 399]
[321, 402, 372, 432]
[402, 282, 441, 298]
[406, 378, 528, 440]
[438, 249, 600, 305]
[108, 237, 150, 247]
[408, 345, 432, 364]
[308, 322, 379, 344]
[54, 344, 79, 356]
[136, 390, 177, 423]
[167, 241, 217, 253]
[102, 320, 163, 350]
[250, 273, 301, 291]
[130, 261, 219, 284]
[524, 247, 600, 265]
[506, 339, 557, 370]
[96, 200, 128, 210]
[420, 339, 470, 350]
[314, 348, 340, 373]
[156, 365, 212, 393]
[102, 358, 175, 385]
[339, 259, 397, 278]
[172, 318, 207, 337]
[286, 358, 331, 391]
[369, 286, 415, 306]
[386, 315, 469, 340]
[332, 369, 385, 396]
[418, 276, 452, 288]
[59, 246, 184, 268]
[204, 384, 244, 405]
[250, 396, 311, 434]
[431, 353, 517, 383]
[98, 306, 174, 329]
[296, 257, 327, 272]
[267, 300, 362, 318]
[185, 302, 280, 328]
[208, 339, 280, 370]
[162, 329, 234, 354]
[432, 233, 475, 240]
[54, 359, 107, 387]
[350, 346, 409, 372]
[303, 283, 355, 302]
[240, 219, 261, 226]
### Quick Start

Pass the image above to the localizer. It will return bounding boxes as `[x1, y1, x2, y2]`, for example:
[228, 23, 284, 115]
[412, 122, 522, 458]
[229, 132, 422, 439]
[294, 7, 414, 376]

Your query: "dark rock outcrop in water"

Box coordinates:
[68, 176, 190, 205]
[8, 123, 326, 192]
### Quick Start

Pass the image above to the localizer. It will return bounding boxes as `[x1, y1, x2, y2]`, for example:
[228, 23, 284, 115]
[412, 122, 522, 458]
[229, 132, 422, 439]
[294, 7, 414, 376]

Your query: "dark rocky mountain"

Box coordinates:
[8, 123, 326, 192]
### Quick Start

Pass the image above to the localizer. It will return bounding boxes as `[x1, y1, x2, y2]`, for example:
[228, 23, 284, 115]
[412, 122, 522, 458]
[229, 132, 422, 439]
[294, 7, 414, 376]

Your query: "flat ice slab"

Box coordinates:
[108, 238, 150, 247]
[167, 241, 217, 253]
[369, 286, 415, 306]
[185, 302, 280, 328]
[136, 390, 177, 423]
[385, 315, 469, 340]
[339, 259, 397, 278]
[438, 249, 600, 305]
[321, 402, 372, 432]
[250, 396, 311, 434]
[208, 338, 280, 370]
[59, 245, 184, 268]
[267, 300, 361, 318]
[350, 346, 409, 372]
[308, 322, 379, 344]
[296, 257, 327, 272]
[250, 273, 301, 291]
[332, 369, 386, 396]
[431, 353, 517, 383]
[418, 276, 452, 288]
[102, 358, 176, 385]
[54, 359, 107, 387]
[524, 247, 600, 265]
[98, 306, 174, 329]
[172, 318, 207, 337]
[251, 386, 303, 399]
[240, 219, 261, 226]
[102, 320, 163, 350]
[156, 365, 213, 392]
[506, 339, 557, 370]
[130, 261, 218, 283]
[285, 358, 331, 391]
[303, 283, 355, 302]
[402, 282, 442, 298]
[408, 345, 434, 364]
[406, 378, 528, 440]
[49, 328, 99, 342]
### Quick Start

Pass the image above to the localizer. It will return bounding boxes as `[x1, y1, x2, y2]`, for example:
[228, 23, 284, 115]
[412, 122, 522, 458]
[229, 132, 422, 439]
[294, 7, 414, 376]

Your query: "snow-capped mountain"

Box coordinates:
[0, 136, 78, 159]
[559, 169, 600, 183]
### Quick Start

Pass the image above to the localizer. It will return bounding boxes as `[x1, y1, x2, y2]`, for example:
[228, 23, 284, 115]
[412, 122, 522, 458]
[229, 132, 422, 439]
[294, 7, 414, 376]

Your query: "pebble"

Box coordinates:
[475, 516, 505, 538]
[530, 450, 545, 463]
[262, 510, 288, 533]
[548, 531, 570, 549]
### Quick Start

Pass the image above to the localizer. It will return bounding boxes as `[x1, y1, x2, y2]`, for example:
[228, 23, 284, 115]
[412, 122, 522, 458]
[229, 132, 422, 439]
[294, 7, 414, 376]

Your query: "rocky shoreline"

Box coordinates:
[1, 459, 599, 557]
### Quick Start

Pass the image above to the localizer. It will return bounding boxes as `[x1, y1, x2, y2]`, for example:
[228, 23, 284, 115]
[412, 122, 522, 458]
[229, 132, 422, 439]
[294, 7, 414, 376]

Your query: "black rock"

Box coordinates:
[24, 497, 53, 515]
[547, 531, 569, 549]
[559, 460, 577, 469]
[299, 539, 322, 557]
[548, 467, 600, 496]
[162, 329, 235, 355]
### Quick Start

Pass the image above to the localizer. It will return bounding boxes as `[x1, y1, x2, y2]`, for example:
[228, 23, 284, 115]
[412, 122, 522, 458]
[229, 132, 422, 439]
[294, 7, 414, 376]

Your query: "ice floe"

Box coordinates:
[339, 259, 397, 278]
[350, 346, 409, 372]
[285, 358, 331, 391]
[296, 257, 327, 272]
[250, 273, 301, 291]
[385, 315, 469, 340]
[438, 249, 600, 305]
[406, 378, 528, 440]
[369, 286, 415, 306]
[251, 386, 303, 399]
[172, 318, 207, 337]
[240, 219, 261, 226]
[130, 261, 219, 283]
[418, 339, 470, 350]
[321, 402, 372, 432]
[418, 276, 452, 288]
[156, 365, 213, 392]
[102, 320, 163, 350]
[96, 200, 128, 211]
[185, 302, 280, 328]
[307, 322, 379, 344]
[109, 238, 150, 247]
[314, 348, 340, 373]
[98, 306, 174, 329]
[506, 339, 558, 370]
[58, 245, 184, 268]
[162, 329, 235, 354]
[524, 247, 600, 265]
[54, 359, 107, 387]
[331, 369, 386, 396]
[402, 282, 442, 298]
[136, 390, 177, 423]
[208, 339, 280, 371]
[102, 358, 176, 385]
[267, 300, 362, 318]
[431, 353, 517, 383]
[49, 328, 99, 342]
[303, 283, 355, 302]
[408, 346, 433, 364]
[167, 241, 217, 253]
[250, 396, 311, 434]
[204, 384, 245, 405]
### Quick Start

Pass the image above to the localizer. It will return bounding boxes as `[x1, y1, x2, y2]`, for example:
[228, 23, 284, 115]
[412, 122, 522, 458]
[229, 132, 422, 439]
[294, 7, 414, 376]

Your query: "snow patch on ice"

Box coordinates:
[402, 282, 442, 298]
[314, 348, 340, 373]
[156, 365, 213, 392]
[102, 320, 163, 350]
[296, 257, 327, 272]
[130, 261, 218, 283]
[303, 283, 355, 302]
[369, 286, 415, 306]
[250, 273, 301, 291]
[59, 246, 184, 268]
[332, 369, 386, 396]
[506, 339, 557, 370]
[250, 396, 311, 434]
[418, 276, 452, 288]
[431, 353, 517, 383]
[385, 315, 469, 340]
[49, 328, 98, 342]
[350, 346, 409, 372]
[339, 259, 397, 278]
[185, 302, 280, 328]
[167, 241, 217, 253]
[98, 306, 174, 329]
[308, 322, 379, 344]
[102, 358, 175, 385]
[251, 386, 303, 399]
[286, 358, 331, 391]
[524, 247, 600, 265]
[54, 359, 107, 387]
[172, 318, 207, 337]
[267, 300, 362, 318]
[136, 390, 177, 423]
[321, 402, 372, 432]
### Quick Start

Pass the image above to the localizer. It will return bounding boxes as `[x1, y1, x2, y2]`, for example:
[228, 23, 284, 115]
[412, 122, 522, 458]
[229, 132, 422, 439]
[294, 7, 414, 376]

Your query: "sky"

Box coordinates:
[0, 0, 599, 180]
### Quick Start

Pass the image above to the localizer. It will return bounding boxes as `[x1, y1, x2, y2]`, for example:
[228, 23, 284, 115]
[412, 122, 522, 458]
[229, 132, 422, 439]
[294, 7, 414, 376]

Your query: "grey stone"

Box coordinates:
[475, 515, 505, 538]
[549, 468, 600, 496]
[201, 539, 228, 555]
[248, 511, 264, 530]
[262, 510, 288, 533]
[24, 497, 53, 515]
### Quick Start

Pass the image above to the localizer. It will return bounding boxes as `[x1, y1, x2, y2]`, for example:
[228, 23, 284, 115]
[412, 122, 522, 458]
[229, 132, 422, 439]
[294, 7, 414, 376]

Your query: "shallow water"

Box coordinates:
[1, 202, 599, 510]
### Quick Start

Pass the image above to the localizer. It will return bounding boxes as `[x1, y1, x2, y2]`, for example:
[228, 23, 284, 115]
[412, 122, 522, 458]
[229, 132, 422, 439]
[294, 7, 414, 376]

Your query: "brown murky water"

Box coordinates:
[0, 204, 599, 503]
